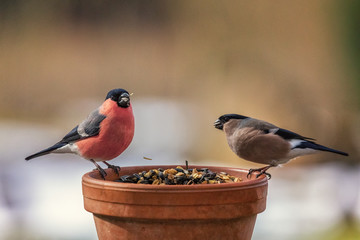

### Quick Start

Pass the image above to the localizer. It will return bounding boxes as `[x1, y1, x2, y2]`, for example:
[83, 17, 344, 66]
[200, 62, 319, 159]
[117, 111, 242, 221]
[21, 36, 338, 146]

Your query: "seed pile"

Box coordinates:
[115, 166, 242, 185]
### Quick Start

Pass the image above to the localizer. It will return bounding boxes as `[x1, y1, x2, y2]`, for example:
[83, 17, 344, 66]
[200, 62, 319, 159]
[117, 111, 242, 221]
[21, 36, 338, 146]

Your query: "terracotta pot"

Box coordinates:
[82, 165, 268, 240]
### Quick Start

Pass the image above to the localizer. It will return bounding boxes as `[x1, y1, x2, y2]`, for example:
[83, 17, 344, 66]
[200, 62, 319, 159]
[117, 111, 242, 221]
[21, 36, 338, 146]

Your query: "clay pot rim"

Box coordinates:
[82, 165, 267, 192]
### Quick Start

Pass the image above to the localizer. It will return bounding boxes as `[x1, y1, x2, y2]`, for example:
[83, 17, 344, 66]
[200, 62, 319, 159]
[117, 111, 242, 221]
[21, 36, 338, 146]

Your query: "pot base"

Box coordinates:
[93, 214, 257, 240]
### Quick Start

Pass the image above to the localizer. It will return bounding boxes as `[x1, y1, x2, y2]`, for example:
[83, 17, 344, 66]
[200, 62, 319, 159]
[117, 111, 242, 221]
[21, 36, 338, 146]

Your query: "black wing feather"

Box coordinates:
[60, 126, 82, 143]
[25, 142, 67, 160]
[295, 141, 349, 156]
[265, 128, 315, 140]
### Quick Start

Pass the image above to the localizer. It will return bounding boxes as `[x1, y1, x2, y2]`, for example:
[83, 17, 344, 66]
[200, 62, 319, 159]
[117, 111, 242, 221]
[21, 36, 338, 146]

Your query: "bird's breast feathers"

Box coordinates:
[227, 127, 291, 165]
[76, 100, 135, 161]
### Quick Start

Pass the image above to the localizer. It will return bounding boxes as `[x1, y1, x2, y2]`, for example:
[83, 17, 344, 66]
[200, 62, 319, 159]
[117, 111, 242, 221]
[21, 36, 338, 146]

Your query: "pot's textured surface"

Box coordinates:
[82, 165, 268, 240]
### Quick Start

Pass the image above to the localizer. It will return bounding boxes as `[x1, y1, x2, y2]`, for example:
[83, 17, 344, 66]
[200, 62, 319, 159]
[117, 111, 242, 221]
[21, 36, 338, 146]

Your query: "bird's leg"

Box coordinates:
[90, 159, 107, 180]
[247, 165, 273, 179]
[103, 161, 121, 175]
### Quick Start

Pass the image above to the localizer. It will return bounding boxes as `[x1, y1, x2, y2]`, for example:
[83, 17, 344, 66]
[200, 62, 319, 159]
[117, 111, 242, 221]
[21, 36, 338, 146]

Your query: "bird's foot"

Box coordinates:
[103, 161, 121, 175]
[247, 166, 272, 180]
[97, 167, 108, 180]
[90, 159, 107, 180]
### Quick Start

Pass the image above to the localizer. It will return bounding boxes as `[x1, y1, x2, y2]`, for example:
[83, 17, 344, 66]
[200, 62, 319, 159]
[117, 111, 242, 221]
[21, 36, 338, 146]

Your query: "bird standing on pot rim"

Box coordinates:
[25, 88, 135, 180]
[214, 114, 348, 179]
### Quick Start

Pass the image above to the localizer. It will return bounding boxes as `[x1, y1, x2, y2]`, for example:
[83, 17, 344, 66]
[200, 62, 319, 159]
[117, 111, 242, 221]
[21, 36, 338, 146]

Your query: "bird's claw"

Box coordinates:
[247, 167, 272, 180]
[246, 169, 254, 179]
[103, 161, 121, 175]
[108, 164, 121, 175]
[97, 167, 107, 180]
[256, 171, 271, 179]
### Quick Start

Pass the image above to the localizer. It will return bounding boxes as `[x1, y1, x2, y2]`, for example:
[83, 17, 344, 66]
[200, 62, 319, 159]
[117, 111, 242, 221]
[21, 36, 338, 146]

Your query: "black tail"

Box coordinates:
[25, 142, 66, 160]
[296, 141, 349, 156]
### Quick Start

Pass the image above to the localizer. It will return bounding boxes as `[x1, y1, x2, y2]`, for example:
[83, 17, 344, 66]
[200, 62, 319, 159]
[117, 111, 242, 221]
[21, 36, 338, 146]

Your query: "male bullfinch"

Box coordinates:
[25, 88, 135, 180]
[214, 114, 348, 179]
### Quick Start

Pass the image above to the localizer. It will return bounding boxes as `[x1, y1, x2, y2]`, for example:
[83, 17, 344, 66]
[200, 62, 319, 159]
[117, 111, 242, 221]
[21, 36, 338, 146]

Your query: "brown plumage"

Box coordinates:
[214, 114, 349, 178]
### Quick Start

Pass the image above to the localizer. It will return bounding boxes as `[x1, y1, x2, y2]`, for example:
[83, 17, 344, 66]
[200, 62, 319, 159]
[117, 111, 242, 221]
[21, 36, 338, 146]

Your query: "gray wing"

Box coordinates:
[60, 108, 106, 144]
[242, 118, 315, 140]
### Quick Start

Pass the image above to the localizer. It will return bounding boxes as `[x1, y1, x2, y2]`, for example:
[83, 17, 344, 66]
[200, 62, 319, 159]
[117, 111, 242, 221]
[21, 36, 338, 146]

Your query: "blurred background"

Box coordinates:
[0, 0, 359, 239]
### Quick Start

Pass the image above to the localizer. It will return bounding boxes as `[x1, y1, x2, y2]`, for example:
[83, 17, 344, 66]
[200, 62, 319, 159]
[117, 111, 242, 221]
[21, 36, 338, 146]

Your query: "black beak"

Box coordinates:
[214, 119, 223, 130]
[118, 92, 130, 108]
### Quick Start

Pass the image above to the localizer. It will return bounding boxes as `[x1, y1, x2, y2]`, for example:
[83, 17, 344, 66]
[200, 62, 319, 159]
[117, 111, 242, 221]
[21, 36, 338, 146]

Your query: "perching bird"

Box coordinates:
[214, 114, 348, 179]
[25, 88, 135, 180]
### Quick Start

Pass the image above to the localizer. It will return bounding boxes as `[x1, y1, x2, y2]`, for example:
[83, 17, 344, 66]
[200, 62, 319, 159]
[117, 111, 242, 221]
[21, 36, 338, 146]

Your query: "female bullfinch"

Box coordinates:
[25, 88, 135, 180]
[214, 114, 348, 179]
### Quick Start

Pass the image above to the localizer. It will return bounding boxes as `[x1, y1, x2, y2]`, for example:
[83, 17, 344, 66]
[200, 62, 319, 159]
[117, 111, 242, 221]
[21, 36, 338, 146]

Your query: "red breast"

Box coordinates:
[76, 99, 135, 161]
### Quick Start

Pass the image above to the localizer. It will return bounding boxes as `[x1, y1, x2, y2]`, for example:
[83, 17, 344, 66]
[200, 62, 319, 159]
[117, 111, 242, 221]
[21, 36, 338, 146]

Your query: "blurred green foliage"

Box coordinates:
[339, 0, 360, 107]
[302, 221, 360, 240]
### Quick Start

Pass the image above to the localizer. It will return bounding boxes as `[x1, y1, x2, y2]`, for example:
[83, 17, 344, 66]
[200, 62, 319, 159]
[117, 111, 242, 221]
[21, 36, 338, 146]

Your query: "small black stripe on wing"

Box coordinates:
[292, 141, 315, 150]
[265, 128, 315, 140]
[60, 126, 82, 143]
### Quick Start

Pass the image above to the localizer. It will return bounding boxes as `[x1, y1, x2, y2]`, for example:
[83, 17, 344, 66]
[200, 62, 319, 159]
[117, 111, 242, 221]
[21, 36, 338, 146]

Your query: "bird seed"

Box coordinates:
[115, 166, 243, 185]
